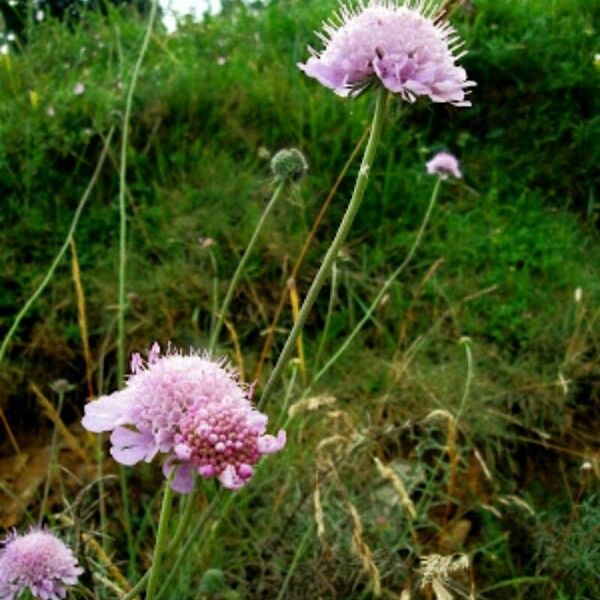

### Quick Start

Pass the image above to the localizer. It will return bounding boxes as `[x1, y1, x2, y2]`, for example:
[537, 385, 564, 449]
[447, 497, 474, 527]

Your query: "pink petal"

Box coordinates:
[81, 392, 133, 432]
[218, 465, 246, 490]
[110, 426, 155, 465]
[257, 430, 286, 455]
[172, 464, 195, 494]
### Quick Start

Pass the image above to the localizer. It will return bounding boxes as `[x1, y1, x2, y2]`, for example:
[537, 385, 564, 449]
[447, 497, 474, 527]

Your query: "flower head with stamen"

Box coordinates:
[0, 529, 83, 600]
[82, 343, 286, 492]
[298, 0, 474, 105]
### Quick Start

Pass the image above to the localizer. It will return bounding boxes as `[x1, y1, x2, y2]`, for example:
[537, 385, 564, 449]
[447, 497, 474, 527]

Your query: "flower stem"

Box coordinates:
[145, 482, 175, 600]
[259, 87, 389, 408]
[313, 177, 441, 383]
[0, 128, 114, 368]
[209, 180, 287, 352]
[154, 493, 222, 600]
[116, 0, 159, 575]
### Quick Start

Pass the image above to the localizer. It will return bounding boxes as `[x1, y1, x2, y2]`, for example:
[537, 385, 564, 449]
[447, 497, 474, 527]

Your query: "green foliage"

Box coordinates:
[0, 0, 599, 597]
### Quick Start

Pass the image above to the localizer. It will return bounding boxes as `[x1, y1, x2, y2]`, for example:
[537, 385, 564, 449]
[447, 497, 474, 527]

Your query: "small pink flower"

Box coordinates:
[73, 82, 85, 96]
[82, 344, 286, 492]
[426, 151, 462, 179]
[0, 529, 83, 600]
[298, 0, 474, 105]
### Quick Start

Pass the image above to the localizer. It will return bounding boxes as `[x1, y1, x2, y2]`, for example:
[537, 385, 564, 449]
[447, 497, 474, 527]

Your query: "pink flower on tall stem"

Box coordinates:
[426, 151, 462, 179]
[0, 529, 83, 600]
[82, 343, 286, 493]
[299, 0, 474, 105]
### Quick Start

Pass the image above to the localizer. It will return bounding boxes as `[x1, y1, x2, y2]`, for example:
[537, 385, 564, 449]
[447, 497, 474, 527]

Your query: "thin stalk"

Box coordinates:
[145, 483, 175, 600]
[209, 180, 287, 351]
[121, 492, 221, 599]
[0, 127, 114, 367]
[253, 124, 369, 383]
[153, 493, 222, 600]
[116, 0, 159, 575]
[275, 524, 313, 600]
[39, 390, 65, 522]
[313, 178, 441, 383]
[313, 262, 338, 372]
[117, 0, 159, 381]
[260, 88, 389, 408]
[456, 336, 473, 422]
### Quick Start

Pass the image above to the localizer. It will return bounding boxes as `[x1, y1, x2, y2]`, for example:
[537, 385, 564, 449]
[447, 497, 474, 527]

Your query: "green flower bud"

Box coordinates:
[270, 148, 308, 182]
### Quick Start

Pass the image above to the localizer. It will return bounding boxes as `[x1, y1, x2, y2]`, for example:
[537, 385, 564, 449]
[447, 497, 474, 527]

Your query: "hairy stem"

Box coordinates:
[259, 87, 388, 407]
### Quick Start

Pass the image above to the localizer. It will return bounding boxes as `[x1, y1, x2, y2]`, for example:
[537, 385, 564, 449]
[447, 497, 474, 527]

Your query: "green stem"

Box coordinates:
[121, 491, 221, 599]
[275, 524, 313, 600]
[146, 482, 175, 600]
[117, 0, 159, 381]
[259, 87, 389, 408]
[154, 493, 222, 599]
[313, 177, 441, 383]
[313, 261, 338, 372]
[209, 180, 287, 351]
[0, 128, 114, 368]
[116, 0, 159, 574]
[456, 336, 473, 423]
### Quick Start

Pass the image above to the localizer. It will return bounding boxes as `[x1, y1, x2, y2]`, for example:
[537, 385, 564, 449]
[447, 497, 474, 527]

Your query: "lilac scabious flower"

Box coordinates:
[298, 0, 474, 105]
[426, 151, 462, 179]
[82, 343, 286, 493]
[0, 529, 83, 600]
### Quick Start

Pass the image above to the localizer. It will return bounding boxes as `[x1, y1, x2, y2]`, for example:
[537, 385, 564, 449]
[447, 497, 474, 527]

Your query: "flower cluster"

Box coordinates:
[298, 0, 474, 105]
[0, 529, 83, 600]
[82, 344, 286, 493]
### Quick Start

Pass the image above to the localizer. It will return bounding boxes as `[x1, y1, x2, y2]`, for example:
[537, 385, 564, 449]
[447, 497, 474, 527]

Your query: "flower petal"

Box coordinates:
[218, 465, 246, 490]
[81, 392, 133, 432]
[110, 427, 155, 466]
[257, 430, 286, 455]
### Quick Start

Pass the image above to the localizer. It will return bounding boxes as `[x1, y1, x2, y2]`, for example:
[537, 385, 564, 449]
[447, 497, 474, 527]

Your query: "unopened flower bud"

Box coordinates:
[271, 148, 308, 182]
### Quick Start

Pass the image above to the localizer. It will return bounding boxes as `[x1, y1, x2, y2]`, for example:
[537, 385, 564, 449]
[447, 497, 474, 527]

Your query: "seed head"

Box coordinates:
[271, 148, 308, 182]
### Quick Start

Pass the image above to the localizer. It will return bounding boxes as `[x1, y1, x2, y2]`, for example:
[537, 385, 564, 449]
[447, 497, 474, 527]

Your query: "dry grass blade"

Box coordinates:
[347, 501, 382, 597]
[0, 407, 22, 458]
[288, 278, 306, 380]
[288, 394, 336, 417]
[223, 319, 245, 380]
[83, 532, 132, 592]
[70, 238, 95, 399]
[30, 383, 90, 464]
[313, 474, 328, 548]
[419, 553, 470, 600]
[374, 457, 416, 519]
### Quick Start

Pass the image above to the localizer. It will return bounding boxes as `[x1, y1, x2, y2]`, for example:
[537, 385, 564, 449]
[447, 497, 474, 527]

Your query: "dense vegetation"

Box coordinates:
[0, 0, 599, 598]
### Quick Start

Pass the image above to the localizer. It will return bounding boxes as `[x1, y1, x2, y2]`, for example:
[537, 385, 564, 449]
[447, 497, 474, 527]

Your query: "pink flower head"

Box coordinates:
[0, 529, 83, 600]
[298, 0, 474, 105]
[82, 344, 286, 493]
[426, 151, 462, 179]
